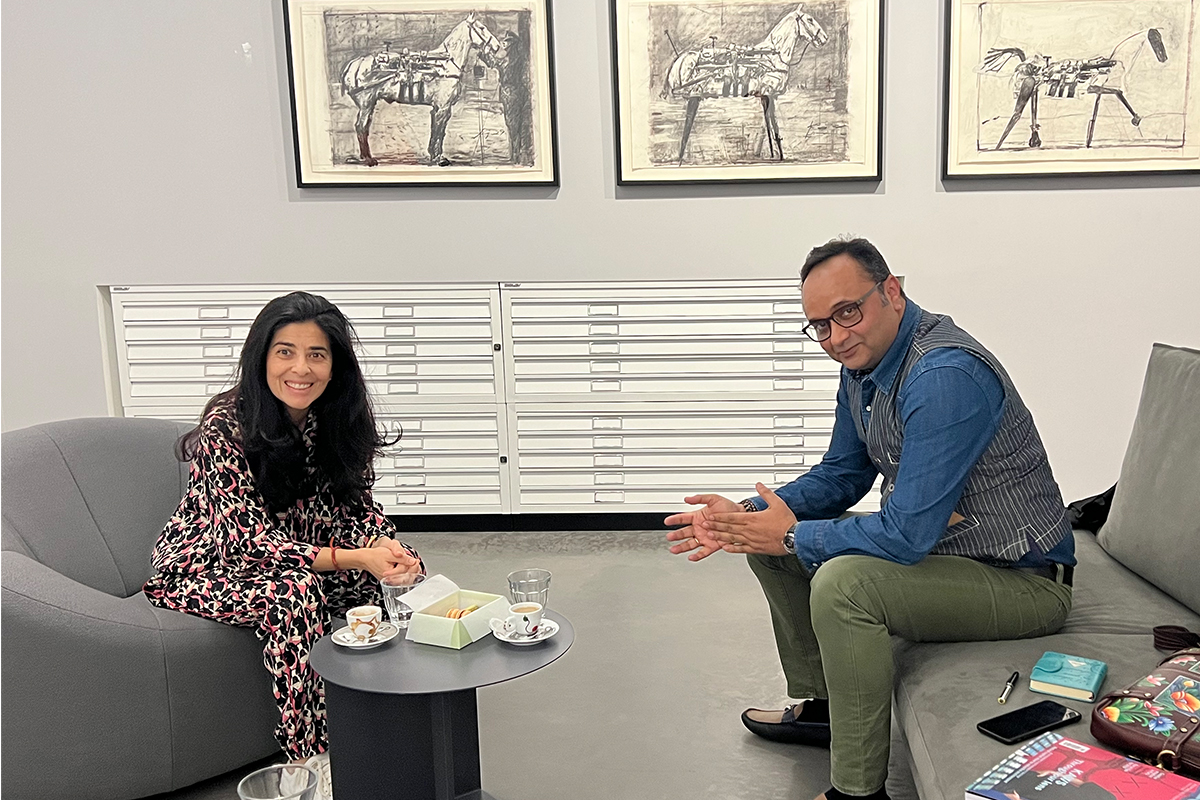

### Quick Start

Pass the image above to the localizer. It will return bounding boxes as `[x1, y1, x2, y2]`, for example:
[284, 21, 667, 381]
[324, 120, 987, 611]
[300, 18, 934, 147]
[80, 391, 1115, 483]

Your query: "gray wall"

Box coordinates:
[3, 0, 1198, 502]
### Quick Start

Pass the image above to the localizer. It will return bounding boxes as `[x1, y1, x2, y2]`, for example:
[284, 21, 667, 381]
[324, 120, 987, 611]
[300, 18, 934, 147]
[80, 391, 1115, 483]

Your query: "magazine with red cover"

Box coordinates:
[965, 732, 1200, 800]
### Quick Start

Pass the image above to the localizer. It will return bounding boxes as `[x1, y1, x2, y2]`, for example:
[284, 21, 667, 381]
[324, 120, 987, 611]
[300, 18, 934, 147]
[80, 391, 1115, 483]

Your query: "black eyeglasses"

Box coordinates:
[800, 282, 886, 343]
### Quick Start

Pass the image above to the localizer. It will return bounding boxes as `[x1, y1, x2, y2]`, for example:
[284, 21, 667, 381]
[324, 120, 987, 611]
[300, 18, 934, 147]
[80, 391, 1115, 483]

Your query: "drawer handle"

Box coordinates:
[385, 326, 416, 337]
[396, 475, 427, 487]
[595, 473, 625, 485]
[200, 327, 232, 339]
[773, 360, 804, 372]
[203, 345, 234, 358]
[205, 384, 228, 394]
[774, 435, 805, 447]
[774, 454, 806, 466]
[386, 344, 417, 356]
[403, 439, 424, 450]
[595, 491, 625, 503]
[395, 494, 427, 505]
[588, 304, 618, 316]
[204, 364, 234, 377]
[592, 417, 622, 429]
[589, 342, 620, 355]
[590, 361, 620, 373]
[775, 472, 797, 483]
[773, 416, 805, 428]
[772, 341, 806, 353]
[387, 364, 418, 375]
[400, 420, 422, 431]
[594, 454, 624, 467]
[773, 321, 806, 333]
[773, 302, 804, 314]
[384, 306, 414, 317]
[591, 380, 622, 392]
[388, 383, 418, 394]
[593, 436, 623, 448]
[198, 307, 229, 319]
[395, 457, 425, 468]
[773, 379, 805, 391]
[589, 324, 619, 336]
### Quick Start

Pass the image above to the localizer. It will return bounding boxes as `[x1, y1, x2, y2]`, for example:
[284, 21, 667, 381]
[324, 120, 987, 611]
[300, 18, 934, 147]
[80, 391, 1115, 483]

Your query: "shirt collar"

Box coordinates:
[850, 298, 921, 395]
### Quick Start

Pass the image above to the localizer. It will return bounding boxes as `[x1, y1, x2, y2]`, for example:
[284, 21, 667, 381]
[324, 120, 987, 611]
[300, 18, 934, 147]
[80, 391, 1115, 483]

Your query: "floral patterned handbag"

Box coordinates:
[1091, 643, 1200, 777]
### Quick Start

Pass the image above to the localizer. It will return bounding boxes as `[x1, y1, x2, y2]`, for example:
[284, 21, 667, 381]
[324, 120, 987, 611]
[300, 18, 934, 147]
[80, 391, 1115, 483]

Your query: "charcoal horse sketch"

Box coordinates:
[340, 15, 502, 166]
[980, 28, 1171, 149]
[660, 4, 830, 163]
[648, 1, 852, 168]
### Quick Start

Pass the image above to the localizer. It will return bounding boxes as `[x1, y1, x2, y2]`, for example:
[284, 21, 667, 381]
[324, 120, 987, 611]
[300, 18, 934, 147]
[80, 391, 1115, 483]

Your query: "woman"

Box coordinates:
[144, 291, 424, 772]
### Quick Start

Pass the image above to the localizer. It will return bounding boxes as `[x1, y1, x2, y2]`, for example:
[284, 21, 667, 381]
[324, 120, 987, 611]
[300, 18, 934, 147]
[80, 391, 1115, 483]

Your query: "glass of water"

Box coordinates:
[507, 568, 551, 609]
[380, 573, 426, 628]
[236, 763, 318, 800]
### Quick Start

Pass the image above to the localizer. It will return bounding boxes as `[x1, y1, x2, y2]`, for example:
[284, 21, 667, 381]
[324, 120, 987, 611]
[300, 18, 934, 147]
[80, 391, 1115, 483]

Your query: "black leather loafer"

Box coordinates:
[740, 703, 832, 747]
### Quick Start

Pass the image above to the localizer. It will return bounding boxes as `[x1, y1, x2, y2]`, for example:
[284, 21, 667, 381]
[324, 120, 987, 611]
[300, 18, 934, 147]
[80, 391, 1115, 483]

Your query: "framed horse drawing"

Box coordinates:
[944, 0, 1200, 177]
[610, 0, 884, 184]
[283, 0, 559, 186]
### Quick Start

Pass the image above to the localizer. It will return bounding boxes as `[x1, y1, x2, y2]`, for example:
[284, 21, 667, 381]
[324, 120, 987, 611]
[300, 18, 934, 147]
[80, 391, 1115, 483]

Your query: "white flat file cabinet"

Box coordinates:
[502, 280, 839, 402]
[104, 280, 881, 515]
[107, 284, 508, 515]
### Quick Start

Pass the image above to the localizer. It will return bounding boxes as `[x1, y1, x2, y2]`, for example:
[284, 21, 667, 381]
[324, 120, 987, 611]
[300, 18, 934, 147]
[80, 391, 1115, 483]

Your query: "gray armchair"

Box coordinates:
[2, 417, 279, 800]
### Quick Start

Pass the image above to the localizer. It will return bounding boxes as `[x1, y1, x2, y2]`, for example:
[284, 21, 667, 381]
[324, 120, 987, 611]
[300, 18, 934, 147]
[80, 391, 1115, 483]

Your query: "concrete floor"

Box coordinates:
[147, 531, 919, 800]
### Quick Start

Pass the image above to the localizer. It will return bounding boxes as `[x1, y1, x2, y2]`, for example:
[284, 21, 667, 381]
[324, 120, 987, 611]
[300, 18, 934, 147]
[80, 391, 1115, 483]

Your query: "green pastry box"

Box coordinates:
[402, 574, 507, 649]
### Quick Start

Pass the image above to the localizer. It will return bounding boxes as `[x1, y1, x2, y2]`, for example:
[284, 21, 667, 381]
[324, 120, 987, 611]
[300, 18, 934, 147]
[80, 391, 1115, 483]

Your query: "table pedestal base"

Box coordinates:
[327, 684, 491, 800]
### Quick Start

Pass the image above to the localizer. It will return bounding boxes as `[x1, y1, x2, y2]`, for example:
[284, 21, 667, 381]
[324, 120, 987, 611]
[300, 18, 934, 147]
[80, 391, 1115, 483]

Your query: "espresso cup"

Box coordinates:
[504, 602, 544, 637]
[346, 605, 383, 642]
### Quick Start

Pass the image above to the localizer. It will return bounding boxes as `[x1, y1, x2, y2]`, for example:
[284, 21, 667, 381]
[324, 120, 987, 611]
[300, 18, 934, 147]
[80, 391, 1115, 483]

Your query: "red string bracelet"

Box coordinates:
[330, 545, 340, 571]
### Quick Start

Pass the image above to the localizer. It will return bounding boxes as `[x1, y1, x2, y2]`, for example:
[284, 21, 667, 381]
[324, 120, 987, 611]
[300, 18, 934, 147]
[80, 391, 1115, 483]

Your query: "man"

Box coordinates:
[496, 28, 533, 166]
[665, 237, 1075, 800]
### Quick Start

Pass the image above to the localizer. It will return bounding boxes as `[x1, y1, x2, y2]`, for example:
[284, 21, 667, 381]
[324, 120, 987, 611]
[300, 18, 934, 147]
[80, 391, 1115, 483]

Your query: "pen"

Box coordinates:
[998, 671, 1019, 704]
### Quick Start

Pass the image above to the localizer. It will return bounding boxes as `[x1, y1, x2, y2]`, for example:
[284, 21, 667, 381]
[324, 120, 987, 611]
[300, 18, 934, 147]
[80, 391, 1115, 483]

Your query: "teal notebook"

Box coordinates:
[1029, 651, 1107, 702]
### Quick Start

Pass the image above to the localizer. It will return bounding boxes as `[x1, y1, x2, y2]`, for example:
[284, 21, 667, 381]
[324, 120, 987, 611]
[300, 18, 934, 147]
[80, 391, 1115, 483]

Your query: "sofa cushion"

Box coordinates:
[1062, 530, 1200, 635]
[1098, 343, 1200, 615]
[893, 633, 1166, 800]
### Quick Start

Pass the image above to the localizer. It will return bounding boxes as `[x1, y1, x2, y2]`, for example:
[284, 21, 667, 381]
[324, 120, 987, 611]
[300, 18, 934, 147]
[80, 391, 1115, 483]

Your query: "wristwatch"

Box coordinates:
[782, 524, 797, 555]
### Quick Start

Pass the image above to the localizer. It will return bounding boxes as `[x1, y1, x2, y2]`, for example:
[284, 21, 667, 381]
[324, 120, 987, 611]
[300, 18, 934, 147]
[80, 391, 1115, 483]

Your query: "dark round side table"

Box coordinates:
[309, 610, 574, 800]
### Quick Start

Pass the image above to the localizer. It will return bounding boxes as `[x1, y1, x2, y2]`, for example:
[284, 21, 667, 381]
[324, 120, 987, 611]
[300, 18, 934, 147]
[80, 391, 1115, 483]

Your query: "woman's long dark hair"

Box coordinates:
[179, 291, 394, 513]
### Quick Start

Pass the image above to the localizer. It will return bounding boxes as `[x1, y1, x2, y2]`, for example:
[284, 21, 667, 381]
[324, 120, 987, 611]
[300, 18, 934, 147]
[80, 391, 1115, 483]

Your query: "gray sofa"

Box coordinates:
[892, 343, 1200, 800]
[1, 417, 280, 800]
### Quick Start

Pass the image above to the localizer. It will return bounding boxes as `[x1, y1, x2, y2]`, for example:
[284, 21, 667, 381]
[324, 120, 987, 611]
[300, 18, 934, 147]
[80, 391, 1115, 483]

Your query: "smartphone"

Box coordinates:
[976, 700, 1082, 745]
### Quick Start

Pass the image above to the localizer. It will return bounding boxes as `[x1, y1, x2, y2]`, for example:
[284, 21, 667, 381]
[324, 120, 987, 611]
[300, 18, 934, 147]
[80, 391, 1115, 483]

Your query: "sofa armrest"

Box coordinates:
[1, 552, 174, 800]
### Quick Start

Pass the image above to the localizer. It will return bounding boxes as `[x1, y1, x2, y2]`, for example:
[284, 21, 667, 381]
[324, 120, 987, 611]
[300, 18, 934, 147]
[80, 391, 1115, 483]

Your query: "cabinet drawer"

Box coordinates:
[512, 338, 825, 358]
[511, 319, 785, 339]
[510, 375, 840, 396]
[378, 490, 504, 512]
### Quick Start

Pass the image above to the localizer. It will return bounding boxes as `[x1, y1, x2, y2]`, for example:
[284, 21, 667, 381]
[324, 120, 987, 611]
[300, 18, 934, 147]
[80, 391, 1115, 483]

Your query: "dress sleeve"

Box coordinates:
[337, 495, 425, 573]
[197, 413, 321, 573]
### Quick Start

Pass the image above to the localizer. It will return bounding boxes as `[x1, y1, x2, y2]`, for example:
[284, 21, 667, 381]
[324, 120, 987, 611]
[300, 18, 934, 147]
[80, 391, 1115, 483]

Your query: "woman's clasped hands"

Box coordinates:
[353, 538, 422, 579]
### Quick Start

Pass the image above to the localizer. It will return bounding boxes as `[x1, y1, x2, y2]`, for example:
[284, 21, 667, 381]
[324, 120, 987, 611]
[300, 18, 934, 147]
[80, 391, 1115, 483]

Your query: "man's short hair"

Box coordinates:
[800, 236, 893, 285]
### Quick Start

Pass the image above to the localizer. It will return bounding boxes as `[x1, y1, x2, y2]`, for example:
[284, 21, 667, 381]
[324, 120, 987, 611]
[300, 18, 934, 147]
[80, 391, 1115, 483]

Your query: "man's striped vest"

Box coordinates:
[845, 309, 1071, 563]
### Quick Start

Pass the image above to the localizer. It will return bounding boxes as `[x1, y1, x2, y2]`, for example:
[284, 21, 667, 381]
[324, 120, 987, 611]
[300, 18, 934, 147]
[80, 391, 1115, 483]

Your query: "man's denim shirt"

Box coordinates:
[749, 299, 1074, 572]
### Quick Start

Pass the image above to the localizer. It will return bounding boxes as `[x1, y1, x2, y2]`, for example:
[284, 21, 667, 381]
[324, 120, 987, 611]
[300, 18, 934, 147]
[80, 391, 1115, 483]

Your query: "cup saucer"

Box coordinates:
[489, 617, 559, 646]
[332, 621, 399, 649]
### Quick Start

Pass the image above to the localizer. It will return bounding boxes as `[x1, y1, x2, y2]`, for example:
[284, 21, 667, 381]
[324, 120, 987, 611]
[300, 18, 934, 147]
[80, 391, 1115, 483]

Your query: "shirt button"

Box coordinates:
[865, 405, 872, 412]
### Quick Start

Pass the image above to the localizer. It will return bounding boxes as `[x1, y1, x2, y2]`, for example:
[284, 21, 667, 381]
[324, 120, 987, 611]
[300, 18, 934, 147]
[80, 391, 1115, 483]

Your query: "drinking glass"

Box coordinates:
[507, 568, 551, 608]
[236, 763, 318, 800]
[380, 573, 426, 628]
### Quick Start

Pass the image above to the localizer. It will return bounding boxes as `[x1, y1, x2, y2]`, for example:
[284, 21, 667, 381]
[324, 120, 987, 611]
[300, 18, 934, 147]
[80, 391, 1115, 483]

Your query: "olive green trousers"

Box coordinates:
[746, 553, 1072, 796]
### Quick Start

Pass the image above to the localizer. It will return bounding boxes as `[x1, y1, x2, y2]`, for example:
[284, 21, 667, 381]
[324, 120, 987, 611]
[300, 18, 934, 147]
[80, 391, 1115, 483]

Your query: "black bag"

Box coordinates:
[1066, 483, 1117, 533]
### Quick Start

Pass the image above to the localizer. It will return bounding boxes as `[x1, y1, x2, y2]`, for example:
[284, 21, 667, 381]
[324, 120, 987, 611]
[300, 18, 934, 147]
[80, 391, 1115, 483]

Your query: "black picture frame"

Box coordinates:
[283, 0, 560, 187]
[610, 0, 885, 186]
[942, 0, 1200, 179]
